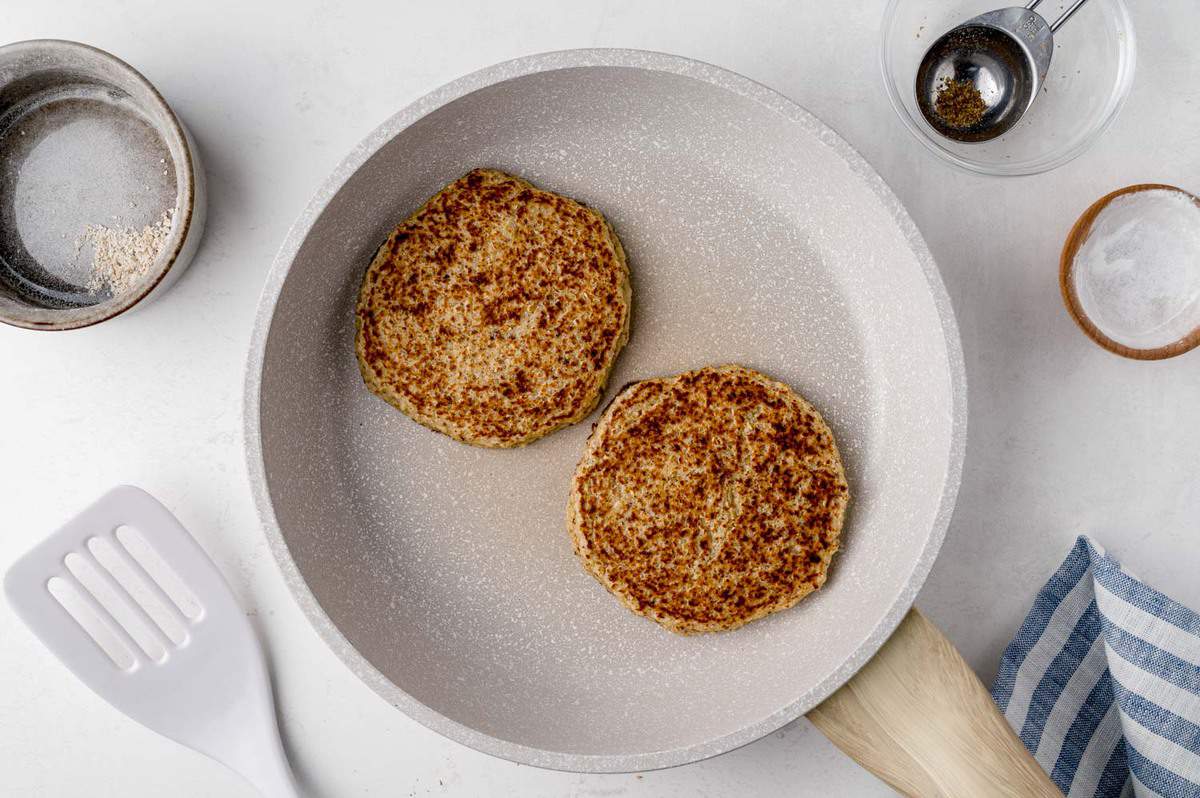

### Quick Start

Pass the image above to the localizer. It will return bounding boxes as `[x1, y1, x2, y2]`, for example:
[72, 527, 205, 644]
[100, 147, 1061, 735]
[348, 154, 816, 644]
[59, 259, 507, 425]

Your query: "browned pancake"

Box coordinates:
[568, 365, 849, 634]
[355, 169, 631, 447]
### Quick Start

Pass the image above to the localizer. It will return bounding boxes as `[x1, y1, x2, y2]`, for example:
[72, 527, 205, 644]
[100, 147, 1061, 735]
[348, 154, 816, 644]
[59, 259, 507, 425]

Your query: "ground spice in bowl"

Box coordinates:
[934, 78, 986, 129]
[77, 208, 174, 298]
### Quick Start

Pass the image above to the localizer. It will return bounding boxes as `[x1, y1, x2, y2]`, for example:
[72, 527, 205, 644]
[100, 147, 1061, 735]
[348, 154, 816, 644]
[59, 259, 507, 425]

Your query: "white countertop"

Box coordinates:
[3, 1, 1199, 795]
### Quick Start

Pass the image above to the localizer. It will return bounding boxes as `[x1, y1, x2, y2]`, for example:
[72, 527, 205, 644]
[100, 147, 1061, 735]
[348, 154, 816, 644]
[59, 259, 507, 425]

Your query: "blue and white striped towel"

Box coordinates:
[992, 536, 1200, 798]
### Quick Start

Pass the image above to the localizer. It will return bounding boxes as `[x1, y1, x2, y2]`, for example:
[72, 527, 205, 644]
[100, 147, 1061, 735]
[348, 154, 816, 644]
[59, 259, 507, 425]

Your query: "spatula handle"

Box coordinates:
[215, 719, 303, 798]
[240, 738, 303, 798]
[208, 687, 303, 798]
[808, 608, 1062, 797]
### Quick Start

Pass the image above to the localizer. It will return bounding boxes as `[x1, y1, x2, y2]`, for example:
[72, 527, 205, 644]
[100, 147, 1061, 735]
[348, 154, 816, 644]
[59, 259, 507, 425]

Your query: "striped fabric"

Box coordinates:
[992, 537, 1200, 798]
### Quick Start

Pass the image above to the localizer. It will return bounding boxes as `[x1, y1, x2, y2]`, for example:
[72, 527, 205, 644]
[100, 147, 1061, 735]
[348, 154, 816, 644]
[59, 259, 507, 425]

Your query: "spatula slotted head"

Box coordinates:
[3, 486, 270, 754]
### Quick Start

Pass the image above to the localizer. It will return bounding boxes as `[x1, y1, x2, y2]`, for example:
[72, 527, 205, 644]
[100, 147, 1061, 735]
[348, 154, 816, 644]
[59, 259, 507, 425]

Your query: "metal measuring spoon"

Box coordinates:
[915, 0, 1091, 142]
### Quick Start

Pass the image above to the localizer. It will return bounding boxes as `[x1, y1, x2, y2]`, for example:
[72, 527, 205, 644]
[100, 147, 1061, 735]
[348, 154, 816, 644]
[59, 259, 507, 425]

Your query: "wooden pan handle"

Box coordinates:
[808, 608, 1062, 797]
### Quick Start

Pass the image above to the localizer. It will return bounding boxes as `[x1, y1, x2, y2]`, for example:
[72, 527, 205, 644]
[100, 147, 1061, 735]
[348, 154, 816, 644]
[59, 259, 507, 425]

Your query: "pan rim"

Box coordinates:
[243, 47, 967, 773]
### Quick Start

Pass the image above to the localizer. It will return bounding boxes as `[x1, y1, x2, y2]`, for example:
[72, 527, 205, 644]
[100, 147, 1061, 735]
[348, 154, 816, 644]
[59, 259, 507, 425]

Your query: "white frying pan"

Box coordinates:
[246, 49, 1054, 793]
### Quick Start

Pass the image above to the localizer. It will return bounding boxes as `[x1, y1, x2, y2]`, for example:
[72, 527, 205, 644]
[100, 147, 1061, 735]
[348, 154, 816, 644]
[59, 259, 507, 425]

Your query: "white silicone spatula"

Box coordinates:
[3, 485, 301, 798]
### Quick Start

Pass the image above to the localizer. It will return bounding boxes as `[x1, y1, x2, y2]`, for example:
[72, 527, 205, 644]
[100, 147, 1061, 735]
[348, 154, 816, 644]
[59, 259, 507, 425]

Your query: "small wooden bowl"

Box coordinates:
[1060, 183, 1200, 360]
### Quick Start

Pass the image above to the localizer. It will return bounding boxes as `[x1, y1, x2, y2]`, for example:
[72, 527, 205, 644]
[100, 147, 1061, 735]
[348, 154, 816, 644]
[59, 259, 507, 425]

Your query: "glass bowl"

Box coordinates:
[880, 0, 1136, 176]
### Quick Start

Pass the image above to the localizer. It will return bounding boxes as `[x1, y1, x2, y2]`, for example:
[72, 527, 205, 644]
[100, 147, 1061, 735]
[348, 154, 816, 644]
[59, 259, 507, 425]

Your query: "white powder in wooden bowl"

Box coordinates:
[81, 207, 175, 297]
[1073, 189, 1200, 349]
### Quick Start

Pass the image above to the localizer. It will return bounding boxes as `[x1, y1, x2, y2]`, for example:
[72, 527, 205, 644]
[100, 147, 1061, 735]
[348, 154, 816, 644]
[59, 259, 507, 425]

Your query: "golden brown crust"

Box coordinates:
[568, 365, 849, 634]
[355, 169, 631, 447]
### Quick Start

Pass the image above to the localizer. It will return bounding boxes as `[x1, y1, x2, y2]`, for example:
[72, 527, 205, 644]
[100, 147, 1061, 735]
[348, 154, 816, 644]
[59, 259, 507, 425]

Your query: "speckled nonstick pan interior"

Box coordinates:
[246, 50, 966, 773]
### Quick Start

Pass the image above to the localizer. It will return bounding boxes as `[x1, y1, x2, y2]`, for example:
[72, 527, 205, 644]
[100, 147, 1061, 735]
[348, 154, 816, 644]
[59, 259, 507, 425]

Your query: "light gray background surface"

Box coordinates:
[2, 1, 1197, 796]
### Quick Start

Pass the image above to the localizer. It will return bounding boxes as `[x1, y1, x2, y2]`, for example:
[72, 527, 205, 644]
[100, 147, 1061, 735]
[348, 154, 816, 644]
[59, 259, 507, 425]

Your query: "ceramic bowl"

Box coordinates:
[0, 39, 205, 330]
